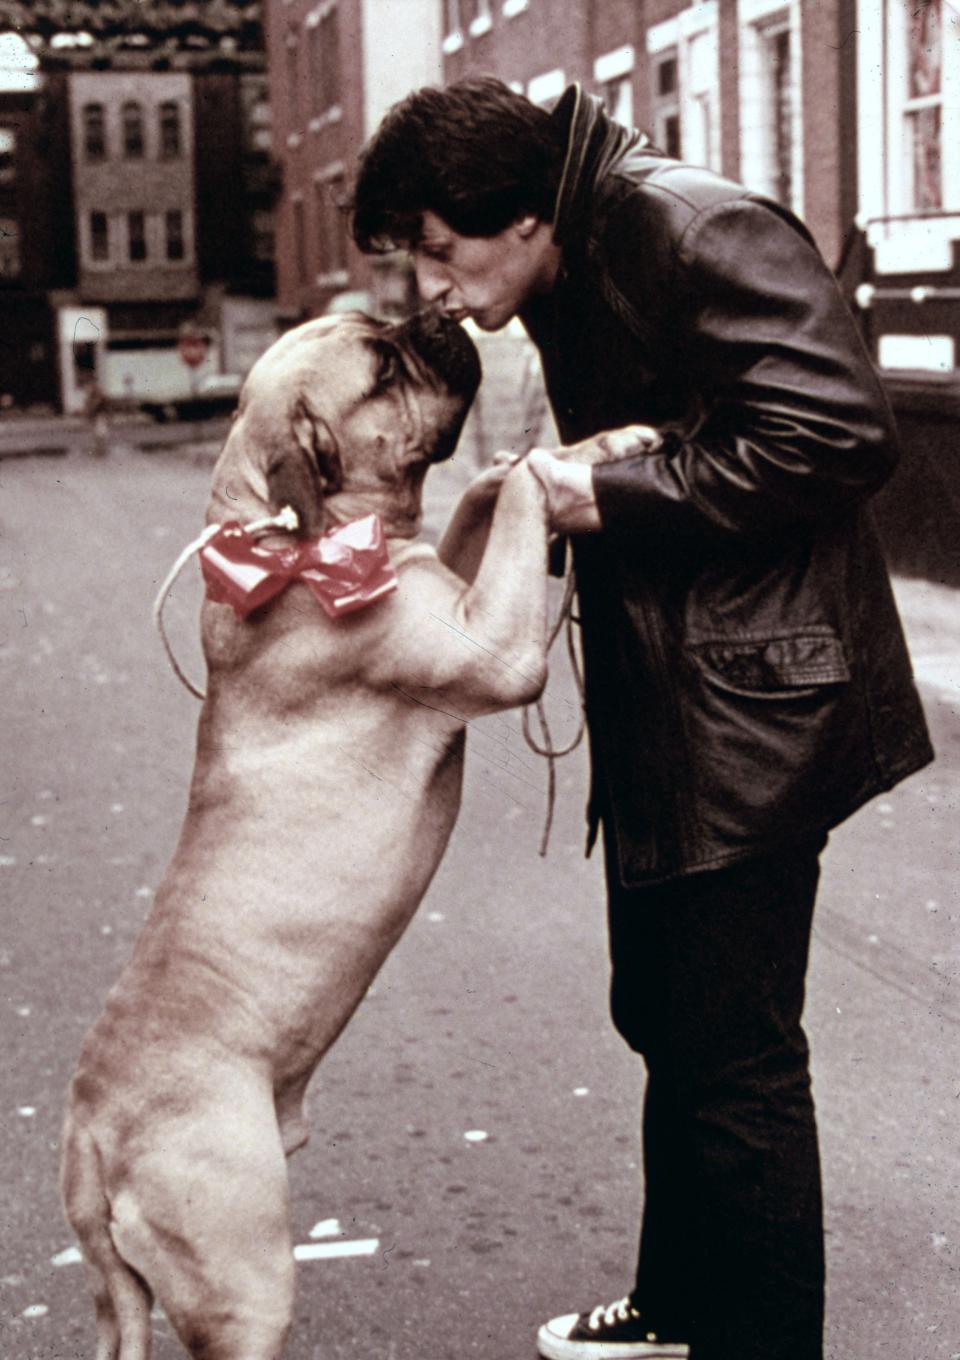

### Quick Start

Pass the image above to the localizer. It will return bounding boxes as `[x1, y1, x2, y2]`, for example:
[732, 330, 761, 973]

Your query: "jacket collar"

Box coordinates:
[549, 83, 642, 254]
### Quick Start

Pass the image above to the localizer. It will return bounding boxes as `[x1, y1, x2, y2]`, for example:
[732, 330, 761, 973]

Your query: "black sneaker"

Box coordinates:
[536, 1296, 689, 1359]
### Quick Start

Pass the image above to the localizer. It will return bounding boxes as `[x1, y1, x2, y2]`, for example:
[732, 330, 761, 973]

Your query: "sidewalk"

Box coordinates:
[893, 576, 960, 706]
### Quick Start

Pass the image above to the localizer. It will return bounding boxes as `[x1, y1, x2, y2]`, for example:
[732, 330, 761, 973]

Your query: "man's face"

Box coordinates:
[411, 210, 557, 332]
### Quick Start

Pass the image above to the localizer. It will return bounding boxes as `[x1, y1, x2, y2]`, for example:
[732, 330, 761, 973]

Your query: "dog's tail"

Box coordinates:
[61, 1114, 154, 1360]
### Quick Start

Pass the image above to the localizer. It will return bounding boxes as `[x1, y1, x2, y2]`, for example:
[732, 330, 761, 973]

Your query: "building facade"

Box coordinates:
[0, 6, 283, 414]
[265, 0, 442, 322]
[0, 39, 74, 408]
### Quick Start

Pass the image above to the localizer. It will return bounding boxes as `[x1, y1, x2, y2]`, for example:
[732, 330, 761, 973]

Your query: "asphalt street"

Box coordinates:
[1, 429, 959, 1360]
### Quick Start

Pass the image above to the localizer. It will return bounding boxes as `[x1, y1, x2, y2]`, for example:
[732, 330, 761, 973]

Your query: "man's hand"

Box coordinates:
[524, 449, 601, 534]
[549, 423, 662, 466]
[491, 423, 663, 535]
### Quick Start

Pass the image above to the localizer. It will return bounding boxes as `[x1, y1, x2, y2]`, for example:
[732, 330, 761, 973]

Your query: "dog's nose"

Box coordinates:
[393, 310, 482, 403]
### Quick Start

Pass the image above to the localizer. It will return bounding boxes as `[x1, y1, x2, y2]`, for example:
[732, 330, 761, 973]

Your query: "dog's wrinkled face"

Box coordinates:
[209, 311, 481, 537]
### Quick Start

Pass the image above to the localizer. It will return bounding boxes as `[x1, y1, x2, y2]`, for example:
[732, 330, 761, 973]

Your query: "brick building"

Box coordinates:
[439, 0, 857, 270]
[264, 0, 442, 323]
[0, 37, 74, 408]
[0, 3, 283, 414]
[266, 0, 957, 372]
[49, 50, 281, 415]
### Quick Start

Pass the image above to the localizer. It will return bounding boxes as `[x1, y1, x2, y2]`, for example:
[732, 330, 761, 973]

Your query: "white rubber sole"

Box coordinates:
[536, 1316, 690, 1360]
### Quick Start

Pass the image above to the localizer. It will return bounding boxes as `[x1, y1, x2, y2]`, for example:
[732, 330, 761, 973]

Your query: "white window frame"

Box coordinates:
[737, 0, 804, 214]
[527, 68, 565, 108]
[594, 46, 635, 130]
[647, 2, 721, 171]
[856, 0, 960, 273]
[442, 0, 463, 53]
[469, 0, 492, 37]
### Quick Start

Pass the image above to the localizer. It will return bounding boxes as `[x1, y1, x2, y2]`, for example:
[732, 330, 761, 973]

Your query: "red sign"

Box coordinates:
[178, 331, 208, 369]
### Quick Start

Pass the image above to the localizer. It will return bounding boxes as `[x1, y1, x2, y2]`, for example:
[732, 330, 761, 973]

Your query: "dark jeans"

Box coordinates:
[606, 834, 826, 1360]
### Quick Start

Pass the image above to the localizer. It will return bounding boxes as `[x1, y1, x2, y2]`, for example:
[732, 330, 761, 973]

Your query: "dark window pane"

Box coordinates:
[123, 102, 144, 158]
[91, 211, 108, 261]
[165, 209, 185, 260]
[128, 211, 147, 262]
[657, 57, 678, 96]
[159, 102, 181, 158]
[664, 113, 681, 158]
[84, 104, 105, 160]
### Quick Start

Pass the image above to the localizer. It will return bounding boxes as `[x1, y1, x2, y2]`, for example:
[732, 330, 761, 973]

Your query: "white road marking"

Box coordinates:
[293, 1239, 379, 1262]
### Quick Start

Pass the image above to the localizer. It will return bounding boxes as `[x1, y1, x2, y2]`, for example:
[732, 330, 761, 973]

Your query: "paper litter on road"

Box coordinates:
[308, 1218, 342, 1239]
[52, 1246, 83, 1267]
[22, 1304, 49, 1319]
[463, 1129, 488, 1142]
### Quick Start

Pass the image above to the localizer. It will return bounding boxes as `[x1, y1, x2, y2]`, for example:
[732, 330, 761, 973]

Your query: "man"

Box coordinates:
[351, 78, 932, 1360]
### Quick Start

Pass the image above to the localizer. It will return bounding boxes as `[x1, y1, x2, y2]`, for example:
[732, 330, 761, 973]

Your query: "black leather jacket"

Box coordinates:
[521, 86, 933, 886]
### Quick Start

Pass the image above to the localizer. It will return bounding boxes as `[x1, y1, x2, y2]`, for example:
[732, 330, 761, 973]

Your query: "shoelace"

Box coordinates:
[588, 1296, 641, 1331]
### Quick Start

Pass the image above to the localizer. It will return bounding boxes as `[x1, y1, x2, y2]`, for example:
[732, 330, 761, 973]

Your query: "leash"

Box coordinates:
[512, 352, 588, 857]
[153, 506, 300, 701]
[522, 567, 585, 856]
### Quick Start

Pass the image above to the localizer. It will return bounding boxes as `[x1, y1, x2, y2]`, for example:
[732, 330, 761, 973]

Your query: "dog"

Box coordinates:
[60, 309, 553, 1360]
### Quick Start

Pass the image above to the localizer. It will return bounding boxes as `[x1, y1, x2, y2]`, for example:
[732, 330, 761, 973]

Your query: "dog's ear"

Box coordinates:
[264, 398, 343, 537]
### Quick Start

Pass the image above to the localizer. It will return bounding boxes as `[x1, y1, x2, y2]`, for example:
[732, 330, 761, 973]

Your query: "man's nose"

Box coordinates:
[414, 257, 450, 305]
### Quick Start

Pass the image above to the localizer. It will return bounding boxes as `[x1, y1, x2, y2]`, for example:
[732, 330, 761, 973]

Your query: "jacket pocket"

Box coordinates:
[689, 630, 850, 699]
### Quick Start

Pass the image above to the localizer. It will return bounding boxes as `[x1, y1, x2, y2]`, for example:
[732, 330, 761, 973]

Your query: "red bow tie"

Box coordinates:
[200, 514, 397, 620]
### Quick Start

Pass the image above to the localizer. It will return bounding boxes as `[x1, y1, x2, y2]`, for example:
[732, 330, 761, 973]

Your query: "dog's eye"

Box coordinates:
[373, 343, 400, 392]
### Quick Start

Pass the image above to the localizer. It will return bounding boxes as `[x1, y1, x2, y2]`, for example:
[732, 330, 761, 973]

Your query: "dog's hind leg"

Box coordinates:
[61, 1117, 154, 1360]
[107, 1092, 296, 1360]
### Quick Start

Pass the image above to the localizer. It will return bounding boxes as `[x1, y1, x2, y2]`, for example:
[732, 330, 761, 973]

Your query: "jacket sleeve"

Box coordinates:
[592, 195, 899, 538]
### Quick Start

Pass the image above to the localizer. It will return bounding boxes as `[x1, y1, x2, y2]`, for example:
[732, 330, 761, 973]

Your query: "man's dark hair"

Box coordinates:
[350, 77, 564, 253]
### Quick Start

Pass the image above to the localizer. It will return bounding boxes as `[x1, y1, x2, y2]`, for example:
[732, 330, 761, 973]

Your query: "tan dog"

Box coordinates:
[61, 310, 550, 1360]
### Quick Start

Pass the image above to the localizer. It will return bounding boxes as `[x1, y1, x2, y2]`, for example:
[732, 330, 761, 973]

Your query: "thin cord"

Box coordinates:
[153, 506, 299, 701]
[521, 569, 586, 856]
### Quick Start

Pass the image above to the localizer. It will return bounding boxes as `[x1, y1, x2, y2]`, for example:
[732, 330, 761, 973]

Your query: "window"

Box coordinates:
[904, 0, 943, 210]
[763, 22, 793, 205]
[856, 0, 960, 274]
[444, 0, 461, 35]
[442, 0, 463, 52]
[468, 0, 492, 34]
[738, 2, 802, 212]
[0, 127, 15, 185]
[165, 210, 185, 261]
[0, 217, 19, 278]
[248, 92, 272, 152]
[684, 29, 716, 170]
[122, 102, 144, 159]
[128, 211, 147, 262]
[595, 46, 635, 130]
[90, 211, 109, 262]
[603, 77, 634, 130]
[83, 103, 106, 160]
[286, 34, 301, 128]
[293, 197, 308, 285]
[159, 102, 181, 159]
[318, 6, 341, 110]
[315, 173, 347, 277]
[652, 52, 681, 157]
[251, 207, 275, 263]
